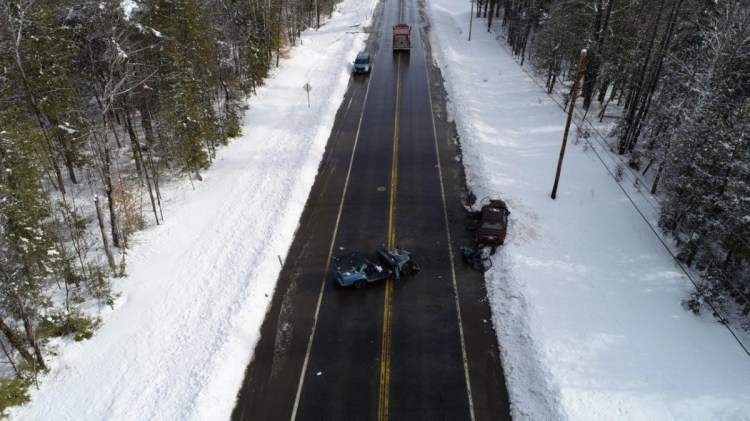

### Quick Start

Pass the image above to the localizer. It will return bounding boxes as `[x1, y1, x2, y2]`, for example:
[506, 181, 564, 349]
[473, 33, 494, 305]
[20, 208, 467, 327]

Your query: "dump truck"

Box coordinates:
[392, 24, 411, 51]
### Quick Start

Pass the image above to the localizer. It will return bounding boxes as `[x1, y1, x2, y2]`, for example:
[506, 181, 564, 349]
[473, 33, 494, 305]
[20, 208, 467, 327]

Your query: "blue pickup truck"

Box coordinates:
[332, 246, 420, 289]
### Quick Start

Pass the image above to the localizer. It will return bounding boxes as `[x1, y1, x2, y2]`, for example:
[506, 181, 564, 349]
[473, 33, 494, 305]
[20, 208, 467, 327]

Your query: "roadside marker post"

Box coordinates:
[303, 83, 312, 107]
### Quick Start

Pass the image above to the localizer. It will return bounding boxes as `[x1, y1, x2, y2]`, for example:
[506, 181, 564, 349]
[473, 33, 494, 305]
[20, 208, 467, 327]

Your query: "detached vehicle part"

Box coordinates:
[460, 247, 493, 273]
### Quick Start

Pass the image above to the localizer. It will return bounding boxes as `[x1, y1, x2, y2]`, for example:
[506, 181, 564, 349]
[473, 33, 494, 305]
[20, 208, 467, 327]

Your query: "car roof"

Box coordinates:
[482, 206, 508, 221]
[334, 252, 366, 271]
[356, 52, 370, 59]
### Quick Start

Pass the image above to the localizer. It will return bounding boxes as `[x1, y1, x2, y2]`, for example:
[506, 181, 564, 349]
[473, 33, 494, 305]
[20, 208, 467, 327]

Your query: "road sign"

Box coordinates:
[303, 83, 312, 107]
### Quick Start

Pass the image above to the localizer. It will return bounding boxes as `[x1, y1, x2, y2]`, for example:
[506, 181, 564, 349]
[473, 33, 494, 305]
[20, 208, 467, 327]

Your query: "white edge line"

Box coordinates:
[423, 32, 477, 421]
[290, 76, 375, 420]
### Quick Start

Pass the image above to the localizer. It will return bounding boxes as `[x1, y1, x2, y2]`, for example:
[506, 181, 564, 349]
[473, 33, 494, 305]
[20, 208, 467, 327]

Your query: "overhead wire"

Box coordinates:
[491, 32, 750, 356]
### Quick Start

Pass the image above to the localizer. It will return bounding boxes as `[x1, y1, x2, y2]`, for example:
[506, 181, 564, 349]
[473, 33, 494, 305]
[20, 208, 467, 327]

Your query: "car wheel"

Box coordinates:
[354, 280, 366, 289]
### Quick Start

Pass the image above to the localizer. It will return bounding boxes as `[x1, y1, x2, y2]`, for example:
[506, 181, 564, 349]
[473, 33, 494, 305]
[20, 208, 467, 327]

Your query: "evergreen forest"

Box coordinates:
[485, 0, 748, 331]
[0, 0, 336, 411]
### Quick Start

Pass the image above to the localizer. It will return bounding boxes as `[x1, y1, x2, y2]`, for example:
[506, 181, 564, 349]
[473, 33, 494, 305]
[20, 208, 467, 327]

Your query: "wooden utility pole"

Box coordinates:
[551, 49, 588, 200]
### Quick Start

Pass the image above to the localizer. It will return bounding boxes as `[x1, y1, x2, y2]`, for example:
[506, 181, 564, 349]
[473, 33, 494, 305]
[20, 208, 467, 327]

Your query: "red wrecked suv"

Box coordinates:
[467, 199, 510, 254]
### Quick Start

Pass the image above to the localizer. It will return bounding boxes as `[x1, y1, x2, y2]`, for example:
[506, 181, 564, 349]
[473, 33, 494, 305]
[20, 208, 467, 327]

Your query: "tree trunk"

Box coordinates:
[651, 159, 664, 194]
[95, 196, 116, 269]
[0, 339, 19, 376]
[487, 0, 497, 31]
[124, 110, 144, 183]
[94, 122, 122, 249]
[108, 110, 123, 149]
[619, 0, 666, 154]
[582, 0, 613, 110]
[48, 114, 79, 185]
[10, 22, 67, 196]
[20, 312, 46, 371]
[519, 23, 531, 65]
[0, 319, 35, 367]
[600, 78, 611, 103]
[624, 0, 681, 153]
[10, 287, 47, 372]
[125, 108, 160, 225]
[142, 103, 164, 221]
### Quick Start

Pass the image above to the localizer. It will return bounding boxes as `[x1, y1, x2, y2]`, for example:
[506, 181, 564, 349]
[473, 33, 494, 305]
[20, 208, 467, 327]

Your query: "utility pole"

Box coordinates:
[551, 49, 588, 200]
[468, 0, 474, 41]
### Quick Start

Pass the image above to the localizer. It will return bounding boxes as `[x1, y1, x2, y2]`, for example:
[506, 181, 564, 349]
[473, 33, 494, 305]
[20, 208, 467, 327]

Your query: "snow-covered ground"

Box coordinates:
[11, 0, 750, 419]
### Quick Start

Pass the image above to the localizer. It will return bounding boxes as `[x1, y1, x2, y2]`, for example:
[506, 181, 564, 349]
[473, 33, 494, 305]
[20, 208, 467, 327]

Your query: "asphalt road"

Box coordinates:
[231, 0, 511, 420]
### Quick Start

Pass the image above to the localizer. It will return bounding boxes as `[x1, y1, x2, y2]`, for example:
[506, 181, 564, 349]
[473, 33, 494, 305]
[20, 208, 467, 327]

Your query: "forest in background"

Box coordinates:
[0, 0, 336, 411]
[482, 0, 748, 329]
[0, 0, 747, 414]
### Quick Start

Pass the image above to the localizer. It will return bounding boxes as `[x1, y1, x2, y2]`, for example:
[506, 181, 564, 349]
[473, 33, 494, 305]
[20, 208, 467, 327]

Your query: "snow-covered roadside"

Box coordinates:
[10, 1, 374, 419]
[426, 1, 750, 420]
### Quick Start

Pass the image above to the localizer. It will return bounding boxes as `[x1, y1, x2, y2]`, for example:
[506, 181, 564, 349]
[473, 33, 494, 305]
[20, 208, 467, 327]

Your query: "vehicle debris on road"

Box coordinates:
[332, 245, 420, 289]
[460, 247, 493, 273]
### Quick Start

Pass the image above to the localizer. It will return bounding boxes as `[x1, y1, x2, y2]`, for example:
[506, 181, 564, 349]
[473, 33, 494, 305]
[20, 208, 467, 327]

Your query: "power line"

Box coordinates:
[493, 32, 750, 356]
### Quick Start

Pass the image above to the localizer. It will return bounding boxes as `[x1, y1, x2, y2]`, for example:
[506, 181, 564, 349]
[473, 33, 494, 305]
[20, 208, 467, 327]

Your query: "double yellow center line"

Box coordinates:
[378, 52, 401, 421]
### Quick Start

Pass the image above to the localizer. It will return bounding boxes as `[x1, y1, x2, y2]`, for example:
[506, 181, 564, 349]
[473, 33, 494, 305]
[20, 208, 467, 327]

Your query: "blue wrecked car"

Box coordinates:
[332, 246, 420, 289]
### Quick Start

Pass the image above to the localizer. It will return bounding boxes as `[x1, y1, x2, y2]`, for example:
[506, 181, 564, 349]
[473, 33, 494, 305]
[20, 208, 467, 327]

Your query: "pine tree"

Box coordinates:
[4, 0, 88, 190]
[0, 107, 61, 371]
[140, 0, 219, 180]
